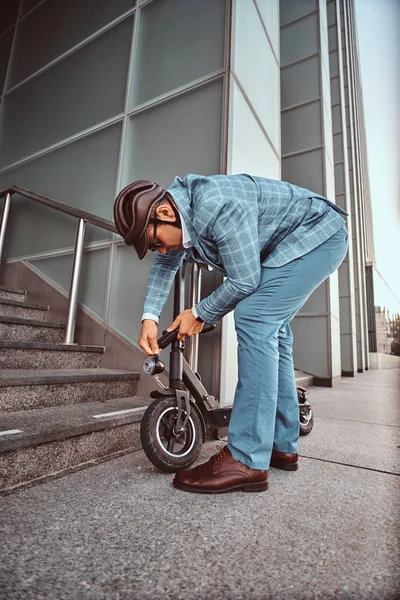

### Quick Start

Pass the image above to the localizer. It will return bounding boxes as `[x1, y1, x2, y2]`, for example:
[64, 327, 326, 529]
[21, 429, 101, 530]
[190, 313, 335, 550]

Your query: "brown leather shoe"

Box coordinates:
[173, 446, 268, 494]
[270, 449, 298, 471]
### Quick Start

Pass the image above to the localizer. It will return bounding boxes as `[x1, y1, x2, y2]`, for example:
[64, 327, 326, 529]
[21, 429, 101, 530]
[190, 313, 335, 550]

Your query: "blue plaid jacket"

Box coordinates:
[143, 174, 347, 324]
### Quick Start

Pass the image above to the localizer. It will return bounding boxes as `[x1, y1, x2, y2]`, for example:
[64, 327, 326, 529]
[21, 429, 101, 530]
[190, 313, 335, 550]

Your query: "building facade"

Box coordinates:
[0, 0, 380, 403]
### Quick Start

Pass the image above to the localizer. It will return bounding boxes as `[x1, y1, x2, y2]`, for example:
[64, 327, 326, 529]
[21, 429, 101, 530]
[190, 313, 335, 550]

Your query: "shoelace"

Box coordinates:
[212, 445, 227, 465]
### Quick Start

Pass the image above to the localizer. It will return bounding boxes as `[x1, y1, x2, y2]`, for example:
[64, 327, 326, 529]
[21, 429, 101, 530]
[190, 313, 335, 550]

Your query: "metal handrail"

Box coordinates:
[0, 185, 118, 233]
[0, 185, 119, 344]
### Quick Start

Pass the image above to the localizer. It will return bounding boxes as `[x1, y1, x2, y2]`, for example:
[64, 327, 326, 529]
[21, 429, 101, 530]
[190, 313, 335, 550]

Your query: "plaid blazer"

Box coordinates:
[143, 174, 347, 324]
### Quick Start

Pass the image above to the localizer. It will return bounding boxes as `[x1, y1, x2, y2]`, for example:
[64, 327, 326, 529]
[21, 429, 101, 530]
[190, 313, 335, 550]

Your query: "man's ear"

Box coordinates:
[155, 201, 176, 222]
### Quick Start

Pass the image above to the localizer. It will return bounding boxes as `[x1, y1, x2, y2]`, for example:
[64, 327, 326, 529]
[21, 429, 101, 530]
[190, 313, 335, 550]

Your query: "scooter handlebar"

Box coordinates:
[157, 324, 216, 350]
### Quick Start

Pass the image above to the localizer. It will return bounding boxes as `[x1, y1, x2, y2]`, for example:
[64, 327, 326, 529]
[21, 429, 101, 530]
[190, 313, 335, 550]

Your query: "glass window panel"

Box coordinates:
[130, 0, 226, 107]
[327, 0, 337, 27]
[29, 247, 110, 319]
[333, 132, 344, 163]
[281, 54, 320, 109]
[0, 18, 132, 167]
[122, 79, 223, 188]
[338, 257, 350, 296]
[280, 13, 319, 67]
[329, 50, 339, 78]
[20, 0, 43, 18]
[0, 123, 121, 258]
[232, 0, 280, 151]
[0, 1, 19, 35]
[9, 0, 136, 88]
[108, 244, 174, 360]
[332, 104, 342, 135]
[292, 316, 329, 376]
[229, 80, 280, 179]
[328, 24, 338, 51]
[334, 163, 346, 195]
[330, 76, 340, 105]
[301, 280, 328, 313]
[281, 100, 322, 156]
[280, 0, 317, 27]
[282, 148, 324, 195]
[0, 28, 14, 95]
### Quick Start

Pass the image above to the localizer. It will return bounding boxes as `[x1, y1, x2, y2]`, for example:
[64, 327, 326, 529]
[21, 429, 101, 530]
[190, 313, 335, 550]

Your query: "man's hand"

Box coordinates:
[167, 309, 204, 341]
[139, 319, 160, 356]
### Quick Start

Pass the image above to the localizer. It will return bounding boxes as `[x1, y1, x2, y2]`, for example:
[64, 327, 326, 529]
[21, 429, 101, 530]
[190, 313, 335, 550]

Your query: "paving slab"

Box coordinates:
[0, 369, 399, 599]
[299, 417, 400, 474]
[307, 369, 400, 427]
[1, 445, 399, 600]
[300, 369, 400, 474]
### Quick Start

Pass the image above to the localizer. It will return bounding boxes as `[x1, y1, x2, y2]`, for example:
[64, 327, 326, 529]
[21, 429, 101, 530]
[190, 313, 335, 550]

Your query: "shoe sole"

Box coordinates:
[173, 480, 269, 494]
[270, 461, 298, 471]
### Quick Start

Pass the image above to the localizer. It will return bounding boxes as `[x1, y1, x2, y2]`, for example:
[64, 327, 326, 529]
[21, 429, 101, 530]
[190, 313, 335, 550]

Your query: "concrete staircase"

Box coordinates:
[0, 285, 151, 494]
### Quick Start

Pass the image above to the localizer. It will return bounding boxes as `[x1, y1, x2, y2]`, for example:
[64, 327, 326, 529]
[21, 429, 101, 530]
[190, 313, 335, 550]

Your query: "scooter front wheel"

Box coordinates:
[140, 397, 203, 473]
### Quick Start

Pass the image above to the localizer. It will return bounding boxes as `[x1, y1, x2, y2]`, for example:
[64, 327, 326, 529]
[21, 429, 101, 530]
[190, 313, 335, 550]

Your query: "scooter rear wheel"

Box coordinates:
[299, 403, 314, 435]
[140, 397, 203, 473]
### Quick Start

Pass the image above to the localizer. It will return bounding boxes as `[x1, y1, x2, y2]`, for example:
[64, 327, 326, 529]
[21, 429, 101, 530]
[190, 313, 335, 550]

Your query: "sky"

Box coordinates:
[354, 0, 400, 310]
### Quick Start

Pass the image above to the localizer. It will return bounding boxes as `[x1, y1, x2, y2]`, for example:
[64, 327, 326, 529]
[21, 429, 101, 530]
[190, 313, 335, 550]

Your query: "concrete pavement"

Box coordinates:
[1, 369, 399, 599]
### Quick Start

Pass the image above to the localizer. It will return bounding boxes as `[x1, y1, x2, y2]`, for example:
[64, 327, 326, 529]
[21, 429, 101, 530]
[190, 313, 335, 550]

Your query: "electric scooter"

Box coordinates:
[140, 260, 313, 473]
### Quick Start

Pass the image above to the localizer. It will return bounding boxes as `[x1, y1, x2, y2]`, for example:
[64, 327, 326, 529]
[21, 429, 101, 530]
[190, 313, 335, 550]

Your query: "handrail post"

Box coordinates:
[0, 193, 12, 265]
[188, 262, 202, 372]
[64, 218, 87, 344]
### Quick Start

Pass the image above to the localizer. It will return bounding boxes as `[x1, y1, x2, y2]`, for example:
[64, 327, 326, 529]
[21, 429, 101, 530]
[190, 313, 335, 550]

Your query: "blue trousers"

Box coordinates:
[227, 226, 348, 470]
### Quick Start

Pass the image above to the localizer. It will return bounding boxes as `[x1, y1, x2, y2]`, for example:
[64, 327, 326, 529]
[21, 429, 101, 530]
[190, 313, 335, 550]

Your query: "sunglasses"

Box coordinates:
[148, 218, 164, 252]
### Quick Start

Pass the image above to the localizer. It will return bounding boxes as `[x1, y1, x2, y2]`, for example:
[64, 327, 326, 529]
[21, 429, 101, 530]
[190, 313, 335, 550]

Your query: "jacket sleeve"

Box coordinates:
[195, 198, 262, 324]
[143, 250, 185, 318]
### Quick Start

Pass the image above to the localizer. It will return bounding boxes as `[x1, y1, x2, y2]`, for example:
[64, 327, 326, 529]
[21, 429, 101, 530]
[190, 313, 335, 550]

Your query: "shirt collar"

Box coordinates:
[181, 214, 193, 248]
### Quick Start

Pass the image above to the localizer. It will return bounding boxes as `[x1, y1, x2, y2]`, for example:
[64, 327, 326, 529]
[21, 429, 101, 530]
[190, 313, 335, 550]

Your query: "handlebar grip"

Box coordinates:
[157, 323, 216, 350]
[157, 329, 179, 349]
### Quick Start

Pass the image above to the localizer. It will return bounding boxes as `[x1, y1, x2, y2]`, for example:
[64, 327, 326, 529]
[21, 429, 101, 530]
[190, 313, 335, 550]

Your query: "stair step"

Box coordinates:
[0, 396, 152, 492]
[295, 370, 314, 388]
[0, 368, 140, 412]
[0, 316, 64, 343]
[0, 298, 48, 321]
[0, 341, 103, 370]
[0, 286, 27, 302]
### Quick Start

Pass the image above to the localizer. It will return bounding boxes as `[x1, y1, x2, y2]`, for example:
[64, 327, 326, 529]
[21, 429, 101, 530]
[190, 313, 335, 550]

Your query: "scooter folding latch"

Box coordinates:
[202, 394, 219, 410]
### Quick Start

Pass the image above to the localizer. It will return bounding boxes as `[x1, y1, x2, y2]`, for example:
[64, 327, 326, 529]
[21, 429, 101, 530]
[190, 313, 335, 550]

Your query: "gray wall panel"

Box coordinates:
[281, 100, 321, 155]
[20, 0, 43, 18]
[291, 316, 329, 377]
[282, 149, 324, 194]
[300, 280, 328, 313]
[280, 0, 317, 27]
[8, 0, 136, 88]
[330, 76, 340, 105]
[29, 247, 110, 318]
[0, 123, 122, 258]
[281, 13, 319, 66]
[281, 55, 320, 108]
[0, 29, 14, 95]
[0, 18, 132, 167]
[0, 1, 20, 35]
[130, 0, 226, 107]
[108, 244, 174, 355]
[122, 79, 223, 188]
[329, 49, 339, 78]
